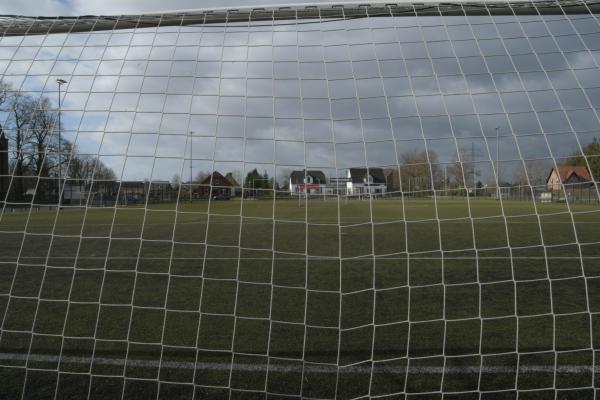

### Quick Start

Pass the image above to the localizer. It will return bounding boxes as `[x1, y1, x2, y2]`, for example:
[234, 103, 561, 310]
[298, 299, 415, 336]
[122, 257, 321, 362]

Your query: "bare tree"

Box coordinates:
[0, 86, 116, 199]
[0, 82, 9, 118]
[2, 89, 62, 179]
[512, 159, 550, 187]
[448, 147, 480, 190]
[28, 97, 59, 178]
[400, 150, 440, 191]
[7, 92, 35, 177]
[4, 91, 38, 197]
[68, 150, 116, 181]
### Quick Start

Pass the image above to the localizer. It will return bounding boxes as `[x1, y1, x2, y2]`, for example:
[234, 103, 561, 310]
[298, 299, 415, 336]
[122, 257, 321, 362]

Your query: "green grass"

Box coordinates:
[0, 197, 600, 399]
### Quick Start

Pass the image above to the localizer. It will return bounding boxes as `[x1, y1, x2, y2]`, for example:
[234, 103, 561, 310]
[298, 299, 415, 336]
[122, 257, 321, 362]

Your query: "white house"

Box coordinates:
[346, 168, 387, 196]
[289, 170, 327, 195]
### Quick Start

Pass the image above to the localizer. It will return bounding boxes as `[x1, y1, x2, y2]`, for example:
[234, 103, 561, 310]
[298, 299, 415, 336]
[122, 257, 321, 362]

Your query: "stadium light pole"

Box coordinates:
[495, 126, 500, 200]
[190, 130, 194, 203]
[56, 78, 67, 205]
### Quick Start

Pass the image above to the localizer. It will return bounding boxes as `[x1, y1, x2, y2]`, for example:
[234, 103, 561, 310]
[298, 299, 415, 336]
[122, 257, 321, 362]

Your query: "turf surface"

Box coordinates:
[0, 197, 599, 399]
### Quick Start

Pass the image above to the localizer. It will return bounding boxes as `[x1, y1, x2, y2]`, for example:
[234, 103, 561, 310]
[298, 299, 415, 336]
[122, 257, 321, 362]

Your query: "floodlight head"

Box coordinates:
[56, 78, 67, 85]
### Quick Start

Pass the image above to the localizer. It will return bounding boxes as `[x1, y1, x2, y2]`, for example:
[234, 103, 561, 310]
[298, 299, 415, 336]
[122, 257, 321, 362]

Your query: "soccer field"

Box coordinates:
[1, 197, 599, 399]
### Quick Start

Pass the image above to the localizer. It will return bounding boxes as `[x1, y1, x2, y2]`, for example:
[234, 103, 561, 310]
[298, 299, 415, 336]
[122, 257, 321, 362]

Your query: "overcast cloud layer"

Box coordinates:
[1, 6, 599, 185]
[0, 0, 390, 17]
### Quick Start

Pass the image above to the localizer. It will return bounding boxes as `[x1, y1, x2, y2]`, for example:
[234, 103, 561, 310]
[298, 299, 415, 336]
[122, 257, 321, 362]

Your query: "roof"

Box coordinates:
[225, 173, 240, 187]
[348, 167, 386, 184]
[201, 171, 233, 186]
[1, 1, 596, 36]
[120, 180, 146, 186]
[548, 166, 592, 183]
[383, 168, 398, 177]
[290, 170, 327, 185]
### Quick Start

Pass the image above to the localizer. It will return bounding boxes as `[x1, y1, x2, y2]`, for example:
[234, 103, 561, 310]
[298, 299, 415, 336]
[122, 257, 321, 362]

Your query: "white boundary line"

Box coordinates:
[0, 352, 594, 374]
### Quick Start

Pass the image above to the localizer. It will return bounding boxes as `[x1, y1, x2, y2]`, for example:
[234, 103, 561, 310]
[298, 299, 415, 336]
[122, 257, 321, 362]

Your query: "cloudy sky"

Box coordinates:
[0, 5, 598, 185]
[0, 0, 391, 16]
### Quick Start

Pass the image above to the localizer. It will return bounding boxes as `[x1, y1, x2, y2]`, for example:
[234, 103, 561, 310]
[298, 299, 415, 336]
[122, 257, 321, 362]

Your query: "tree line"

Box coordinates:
[171, 168, 279, 193]
[2, 82, 597, 200]
[397, 141, 598, 193]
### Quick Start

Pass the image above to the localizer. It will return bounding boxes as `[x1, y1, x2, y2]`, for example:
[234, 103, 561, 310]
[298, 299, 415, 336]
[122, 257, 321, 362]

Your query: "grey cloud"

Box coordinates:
[1, 0, 378, 16]
[1, 14, 598, 185]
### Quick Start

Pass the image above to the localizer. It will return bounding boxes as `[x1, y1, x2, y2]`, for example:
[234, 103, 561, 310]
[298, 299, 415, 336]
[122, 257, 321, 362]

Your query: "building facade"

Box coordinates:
[546, 165, 593, 190]
[197, 171, 237, 198]
[289, 170, 327, 195]
[346, 167, 387, 196]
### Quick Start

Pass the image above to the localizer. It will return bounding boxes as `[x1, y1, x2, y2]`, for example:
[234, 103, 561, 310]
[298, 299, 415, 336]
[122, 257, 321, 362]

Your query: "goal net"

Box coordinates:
[1, 2, 600, 398]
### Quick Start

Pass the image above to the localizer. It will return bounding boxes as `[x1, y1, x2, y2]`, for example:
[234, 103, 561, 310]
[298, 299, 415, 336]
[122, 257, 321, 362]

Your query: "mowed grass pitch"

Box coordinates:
[0, 197, 600, 399]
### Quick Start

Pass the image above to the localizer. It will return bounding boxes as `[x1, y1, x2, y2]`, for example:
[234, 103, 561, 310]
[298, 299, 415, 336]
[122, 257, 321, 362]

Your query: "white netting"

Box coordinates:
[1, 2, 600, 399]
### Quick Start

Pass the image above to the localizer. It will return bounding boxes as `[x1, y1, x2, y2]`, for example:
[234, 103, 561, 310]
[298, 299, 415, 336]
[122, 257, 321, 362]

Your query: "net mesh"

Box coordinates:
[1, 2, 600, 398]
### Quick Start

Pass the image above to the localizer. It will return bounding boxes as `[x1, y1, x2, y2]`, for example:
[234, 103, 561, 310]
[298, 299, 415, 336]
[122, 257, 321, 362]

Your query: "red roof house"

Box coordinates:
[546, 166, 592, 191]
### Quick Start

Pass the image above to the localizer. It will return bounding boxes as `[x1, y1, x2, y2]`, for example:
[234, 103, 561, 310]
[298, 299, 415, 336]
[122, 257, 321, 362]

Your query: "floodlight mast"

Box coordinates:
[496, 126, 500, 200]
[56, 78, 67, 205]
[190, 131, 194, 203]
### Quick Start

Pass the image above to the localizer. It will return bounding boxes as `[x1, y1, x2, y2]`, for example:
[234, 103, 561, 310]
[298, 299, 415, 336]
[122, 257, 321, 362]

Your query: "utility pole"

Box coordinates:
[56, 79, 67, 205]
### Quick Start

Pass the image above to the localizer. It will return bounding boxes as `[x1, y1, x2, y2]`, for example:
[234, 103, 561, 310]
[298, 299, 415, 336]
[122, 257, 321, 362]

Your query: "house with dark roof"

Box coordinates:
[347, 168, 387, 196]
[546, 166, 592, 191]
[195, 171, 237, 198]
[225, 172, 240, 194]
[289, 170, 327, 195]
